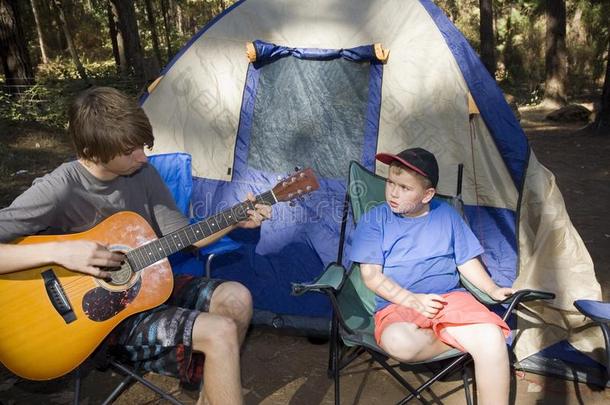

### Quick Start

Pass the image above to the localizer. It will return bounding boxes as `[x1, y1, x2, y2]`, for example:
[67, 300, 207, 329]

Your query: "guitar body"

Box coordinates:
[0, 211, 173, 381]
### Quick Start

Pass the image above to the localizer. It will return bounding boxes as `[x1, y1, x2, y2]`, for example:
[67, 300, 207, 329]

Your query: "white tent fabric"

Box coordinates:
[142, 0, 602, 361]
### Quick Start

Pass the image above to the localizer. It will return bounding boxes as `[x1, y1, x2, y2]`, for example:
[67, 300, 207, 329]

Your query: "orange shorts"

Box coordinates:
[374, 291, 510, 352]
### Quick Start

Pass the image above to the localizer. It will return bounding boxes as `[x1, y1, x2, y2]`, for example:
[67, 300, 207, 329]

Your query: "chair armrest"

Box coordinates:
[498, 289, 556, 322]
[574, 300, 610, 324]
[196, 236, 242, 257]
[291, 263, 347, 296]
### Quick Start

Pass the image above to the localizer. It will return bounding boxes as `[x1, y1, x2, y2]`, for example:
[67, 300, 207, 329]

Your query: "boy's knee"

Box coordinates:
[468, 324, 507, 356]
[211, 282, 253, 319]
[380, 325, 427, 361]
[193, 314, 239, 354]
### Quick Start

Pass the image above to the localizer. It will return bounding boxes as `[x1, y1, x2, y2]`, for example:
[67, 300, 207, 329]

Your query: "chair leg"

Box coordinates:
[108, 360, 184, 405]
[367, 352, 427, 405]
[73, 367, 81, 405]
[462, 365, 473, 405]
[205, 253, 215, 278]
[334, 345, 340, 405]
[101, 373, 135, 405]
[395, 353, 471, 405]
[600, 324, 610, 383]
[328, 314, 339, 378]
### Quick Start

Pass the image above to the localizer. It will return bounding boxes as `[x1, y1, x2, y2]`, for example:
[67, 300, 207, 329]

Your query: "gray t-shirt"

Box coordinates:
[0, 161, 189, 243]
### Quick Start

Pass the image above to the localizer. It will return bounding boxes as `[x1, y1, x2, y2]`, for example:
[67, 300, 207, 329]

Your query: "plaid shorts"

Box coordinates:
[106, 275, 224, 384]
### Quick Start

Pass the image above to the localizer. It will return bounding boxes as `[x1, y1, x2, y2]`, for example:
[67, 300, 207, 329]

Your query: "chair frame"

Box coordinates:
[293, 160, 555, 404]
[574, 299, 610, 383]
[73, 358, 185, 405]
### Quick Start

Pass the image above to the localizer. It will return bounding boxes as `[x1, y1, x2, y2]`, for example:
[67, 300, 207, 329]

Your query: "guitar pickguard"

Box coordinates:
[82, 280, 141, 322]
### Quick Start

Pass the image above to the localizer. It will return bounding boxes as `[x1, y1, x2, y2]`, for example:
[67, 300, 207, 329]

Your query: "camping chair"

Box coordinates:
[574, 299, 610, 383]
[292, 160, 555, 404]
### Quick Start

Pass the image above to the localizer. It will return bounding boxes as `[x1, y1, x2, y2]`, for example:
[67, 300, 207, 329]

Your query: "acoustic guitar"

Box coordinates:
[0, 168, 319, 380]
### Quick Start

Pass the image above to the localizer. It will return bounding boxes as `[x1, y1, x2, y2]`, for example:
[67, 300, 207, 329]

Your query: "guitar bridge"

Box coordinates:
[42, 269, 76, 324]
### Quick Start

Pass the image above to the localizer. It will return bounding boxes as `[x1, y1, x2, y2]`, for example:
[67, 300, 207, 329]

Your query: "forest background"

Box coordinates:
[0, 0, 609, 205]
[1, 0, 609, 127]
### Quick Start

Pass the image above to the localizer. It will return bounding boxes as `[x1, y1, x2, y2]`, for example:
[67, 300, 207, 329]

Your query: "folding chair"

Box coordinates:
[292, 160, 555, 404]
[574, 299, 610, 383]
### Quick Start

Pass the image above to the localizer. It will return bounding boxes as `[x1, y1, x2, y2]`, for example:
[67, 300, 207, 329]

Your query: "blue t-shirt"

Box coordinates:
[349, 199, 484, 311]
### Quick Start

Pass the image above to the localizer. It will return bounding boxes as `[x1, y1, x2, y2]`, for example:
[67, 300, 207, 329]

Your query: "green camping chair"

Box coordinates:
[292, 160, 555, 404]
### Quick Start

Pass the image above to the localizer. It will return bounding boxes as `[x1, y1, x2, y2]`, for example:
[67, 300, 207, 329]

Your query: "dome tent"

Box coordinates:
[141, 0, 605, 384]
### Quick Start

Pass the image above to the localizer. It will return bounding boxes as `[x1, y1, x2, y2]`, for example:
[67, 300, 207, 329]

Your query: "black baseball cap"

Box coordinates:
[376, 147, 439, 187]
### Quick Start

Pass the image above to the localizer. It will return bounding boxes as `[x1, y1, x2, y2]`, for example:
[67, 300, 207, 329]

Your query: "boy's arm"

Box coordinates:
[360, 263, 446, 319]
[0, 242, 123, 278]
[457, 258, 515, 301]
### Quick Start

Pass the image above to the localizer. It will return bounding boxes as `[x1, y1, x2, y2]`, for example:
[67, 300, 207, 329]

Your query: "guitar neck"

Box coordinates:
[126, 190, 277, 271]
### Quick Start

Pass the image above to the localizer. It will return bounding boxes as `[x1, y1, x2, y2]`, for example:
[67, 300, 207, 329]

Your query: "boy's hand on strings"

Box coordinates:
[238, 192, 272, 229]
[409, 293, 447, 319]
[52, 240, 124, 279]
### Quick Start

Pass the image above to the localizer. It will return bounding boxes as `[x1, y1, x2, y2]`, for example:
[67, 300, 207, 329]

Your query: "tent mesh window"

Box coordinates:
[248, 57, 371, 179]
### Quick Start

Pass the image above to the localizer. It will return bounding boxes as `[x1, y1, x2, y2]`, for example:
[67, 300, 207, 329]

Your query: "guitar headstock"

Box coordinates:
[272, 168, 320, 202]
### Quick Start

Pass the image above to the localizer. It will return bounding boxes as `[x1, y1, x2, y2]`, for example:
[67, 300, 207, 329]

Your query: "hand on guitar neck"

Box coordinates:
[236, 192, 273, 229]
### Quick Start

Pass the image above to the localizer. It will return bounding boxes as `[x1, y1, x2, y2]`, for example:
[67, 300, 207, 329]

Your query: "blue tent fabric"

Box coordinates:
[464, 205, 517, 288]
[251, 39, 384, 67]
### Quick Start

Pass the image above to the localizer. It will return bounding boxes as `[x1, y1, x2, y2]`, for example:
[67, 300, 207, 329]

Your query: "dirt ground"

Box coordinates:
[1, 106, 609, 404]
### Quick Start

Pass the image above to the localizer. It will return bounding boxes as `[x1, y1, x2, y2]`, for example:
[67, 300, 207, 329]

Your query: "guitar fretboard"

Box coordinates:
[126, 191, 276, 271]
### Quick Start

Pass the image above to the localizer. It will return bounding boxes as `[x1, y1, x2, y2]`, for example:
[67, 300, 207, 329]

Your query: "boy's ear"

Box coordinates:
[422, 187, 436, 204]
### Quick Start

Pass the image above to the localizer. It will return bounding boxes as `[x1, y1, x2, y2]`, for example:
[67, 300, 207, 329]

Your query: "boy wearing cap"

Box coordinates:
[349, 147, 515, 405]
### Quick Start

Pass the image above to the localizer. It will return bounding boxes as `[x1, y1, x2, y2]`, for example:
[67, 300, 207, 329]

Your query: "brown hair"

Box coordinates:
[389, 162, 434, 189]
[68, 87, 154, 163]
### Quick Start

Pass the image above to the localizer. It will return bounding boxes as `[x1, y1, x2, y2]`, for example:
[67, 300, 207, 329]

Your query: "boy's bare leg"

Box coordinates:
[191, 282, 252, 405]
[443, 323, 509, 405]
[208, 281, 253, 345]
[191, 312, 243, 405]
[379, 322, 451, 362]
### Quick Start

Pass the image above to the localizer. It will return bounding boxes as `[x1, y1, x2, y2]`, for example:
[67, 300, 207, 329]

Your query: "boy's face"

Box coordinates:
[99, 146, 148, 177]
[385, 166, 435, 217]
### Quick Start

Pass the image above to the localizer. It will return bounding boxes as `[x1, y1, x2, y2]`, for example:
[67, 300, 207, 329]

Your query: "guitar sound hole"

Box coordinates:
[107, 262, 134, 286]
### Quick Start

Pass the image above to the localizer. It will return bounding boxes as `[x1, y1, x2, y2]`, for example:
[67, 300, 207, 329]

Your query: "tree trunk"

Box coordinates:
[52, 0, 88, 82]
[109, 0, 145, 81]
[176, 2, 183, 36]
[30, 0, 49, 64]
[591, 35, 610, 134]
[46, 0, 66, 51]
[143, 0, 163, 68]
[108, 1, 127, 76]
[0, 0, 34, 94]
[160, 0, 173, 61]
[479, 0, 495, 78]
[106, 1, 121, 72]
[544, 0, 568, 107]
